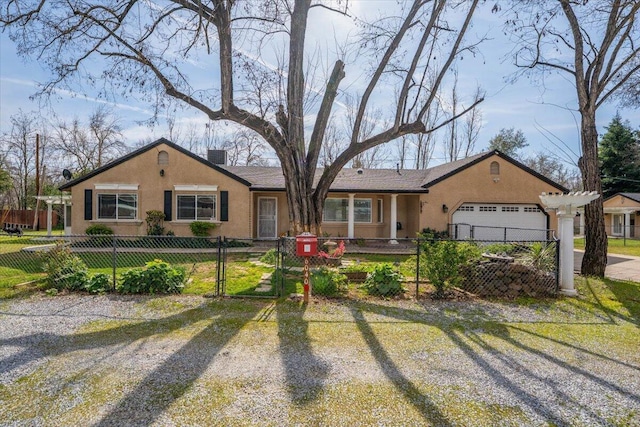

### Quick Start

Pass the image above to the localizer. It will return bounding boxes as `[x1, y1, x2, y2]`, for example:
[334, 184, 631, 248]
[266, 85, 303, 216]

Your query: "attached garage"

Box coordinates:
[451, 203, 549, 241]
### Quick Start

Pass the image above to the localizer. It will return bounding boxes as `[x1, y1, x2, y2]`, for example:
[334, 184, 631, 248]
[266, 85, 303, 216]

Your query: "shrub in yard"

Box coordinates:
[522, 242, 556, 272]
[420, 227, 449, 240]
[422, 241, 481, 298]
[85, 273, 111, 294]
[117, 259, 185, 294]
[42, 243, 89, 291]
[363, 263, 404, 296]
[145, 210, 166, 236]
[189, 221, 218, 237]
[260, 248, 279, 265]
[85, 224, 114, 235]
[311, 267, 347, 297]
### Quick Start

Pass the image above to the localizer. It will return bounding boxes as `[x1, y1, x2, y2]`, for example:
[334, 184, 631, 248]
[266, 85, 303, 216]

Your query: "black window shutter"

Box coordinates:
[84, 189, 93, 220]
[164, 190, 172, 221]
[220, 191, 229, 222]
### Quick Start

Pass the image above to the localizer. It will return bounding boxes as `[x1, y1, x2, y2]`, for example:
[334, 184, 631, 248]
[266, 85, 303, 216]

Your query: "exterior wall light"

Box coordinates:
[442, 204, 448, 213]
[160, 169, 165, 177]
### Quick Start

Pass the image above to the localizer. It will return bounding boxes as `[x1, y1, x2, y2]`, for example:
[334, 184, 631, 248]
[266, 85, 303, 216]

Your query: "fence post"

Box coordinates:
[555, 239, 561, 294]
[112, 234, 117, 291]
[415, 239, 420, 298]
[216, 236, 221, 296]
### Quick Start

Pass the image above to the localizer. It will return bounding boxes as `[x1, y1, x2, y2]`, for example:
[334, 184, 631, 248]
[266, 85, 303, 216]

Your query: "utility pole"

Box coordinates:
[32, 134, 41, 230]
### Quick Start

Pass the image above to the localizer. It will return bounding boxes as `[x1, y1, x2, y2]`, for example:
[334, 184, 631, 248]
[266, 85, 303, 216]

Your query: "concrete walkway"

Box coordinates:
[574, 250, 640, 282]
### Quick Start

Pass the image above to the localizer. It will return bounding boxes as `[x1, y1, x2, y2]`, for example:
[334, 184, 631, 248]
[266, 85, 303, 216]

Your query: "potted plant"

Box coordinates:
[318, 240, 345, 266]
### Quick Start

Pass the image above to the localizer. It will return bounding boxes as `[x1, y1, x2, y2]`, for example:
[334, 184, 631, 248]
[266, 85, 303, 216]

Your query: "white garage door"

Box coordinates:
[451, 203, 548, 241]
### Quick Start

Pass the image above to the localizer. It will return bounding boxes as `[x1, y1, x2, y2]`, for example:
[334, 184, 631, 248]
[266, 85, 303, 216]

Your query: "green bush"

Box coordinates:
[189, 221, 218, 237]
[145, 210, 166, 235]
[523, 242, 556, 272]
[364, 263, 404, 296]
[422, 241, 481, 298]
[482, 243, 517, 255]
[420, 228, 449, 240]
[312, 267, 347, 296]
[42, 243, 89, 291]
[86, 273, 111, 294]
[117, 259, 185, 294]
[85, 224, 114, 235]
[260, 248, 279, 265]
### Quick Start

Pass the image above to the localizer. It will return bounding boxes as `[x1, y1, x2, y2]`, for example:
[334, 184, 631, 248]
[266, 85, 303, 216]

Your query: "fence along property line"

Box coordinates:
[1, 233, 559, 299]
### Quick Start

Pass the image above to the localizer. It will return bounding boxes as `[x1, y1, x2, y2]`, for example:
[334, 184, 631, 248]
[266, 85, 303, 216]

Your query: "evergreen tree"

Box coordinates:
[598, 115, 640, 198]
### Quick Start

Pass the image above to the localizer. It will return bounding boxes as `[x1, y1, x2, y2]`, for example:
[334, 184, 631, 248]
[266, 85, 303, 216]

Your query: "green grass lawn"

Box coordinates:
[574, 236, 640, 257]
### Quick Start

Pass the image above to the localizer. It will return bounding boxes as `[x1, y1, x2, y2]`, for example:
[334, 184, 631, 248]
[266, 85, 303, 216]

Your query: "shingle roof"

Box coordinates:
[221, 151, 504, 192]
[220, 165, 432, 193]
[58, 138, 567, 193]
[614, 193, 640, 203]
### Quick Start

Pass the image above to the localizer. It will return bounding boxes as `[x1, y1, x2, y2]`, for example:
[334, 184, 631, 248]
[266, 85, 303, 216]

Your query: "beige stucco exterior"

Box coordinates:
[419, 156, 560, 234]
[66, 142, 252, 237]
[63, 142, 564, 239]
[602, 194, 640, 237]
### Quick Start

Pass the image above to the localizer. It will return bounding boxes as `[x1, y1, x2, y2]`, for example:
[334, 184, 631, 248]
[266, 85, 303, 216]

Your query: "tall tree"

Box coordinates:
[442, 69, 482, 162]
[53, 107, 125, 175]
[487, 127, 528, 158]
[523, 152, 582, 191]
[1, 110, 47, 210]
[1, 0, 483, 234]
[505, 0, 640, 277]
[598, 114, 640, 198]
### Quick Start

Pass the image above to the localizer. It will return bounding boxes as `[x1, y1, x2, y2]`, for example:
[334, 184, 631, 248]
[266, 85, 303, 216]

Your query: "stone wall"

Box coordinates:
[460, 260, 556, 298]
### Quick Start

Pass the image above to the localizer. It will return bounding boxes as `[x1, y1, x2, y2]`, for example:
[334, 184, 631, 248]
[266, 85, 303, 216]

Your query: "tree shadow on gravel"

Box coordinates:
[276, 301, 329, 405]
[93, 301, 263, 427]
[0, 299, 265, 426]
[351, 300, 635, 426]
[349, 304, 453, 426]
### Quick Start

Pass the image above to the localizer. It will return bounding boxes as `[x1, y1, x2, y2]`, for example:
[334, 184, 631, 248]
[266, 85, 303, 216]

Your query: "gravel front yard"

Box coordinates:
[1, 278, 639, 426]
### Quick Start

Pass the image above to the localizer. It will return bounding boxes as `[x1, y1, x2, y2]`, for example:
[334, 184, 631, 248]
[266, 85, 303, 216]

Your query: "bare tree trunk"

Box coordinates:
[580, 113, 607, 277]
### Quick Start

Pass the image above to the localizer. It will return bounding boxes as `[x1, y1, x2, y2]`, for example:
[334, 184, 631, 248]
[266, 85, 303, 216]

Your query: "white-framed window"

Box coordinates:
[323, 198, 372, 223]
[457, 206, 474, 212]
[377, 199, 384, 223]
[98, 193, 137, 220]
[524, 207, 541, 213]
[177, 194, 216, 221]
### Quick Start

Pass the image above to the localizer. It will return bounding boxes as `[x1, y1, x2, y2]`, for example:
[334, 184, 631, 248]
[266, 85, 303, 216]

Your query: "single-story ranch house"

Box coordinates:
[59, 138, 567, 240]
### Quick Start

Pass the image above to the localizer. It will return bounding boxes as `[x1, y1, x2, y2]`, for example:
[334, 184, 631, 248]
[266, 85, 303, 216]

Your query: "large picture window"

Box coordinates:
[97, 193, 137, 220]
[177, 195, 216, 220]
[323, 198, 372, 223]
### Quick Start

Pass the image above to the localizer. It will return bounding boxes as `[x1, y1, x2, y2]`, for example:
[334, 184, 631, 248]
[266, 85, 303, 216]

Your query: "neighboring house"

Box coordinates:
[600, 193, 640, 238]
[59, 138, 567, 240]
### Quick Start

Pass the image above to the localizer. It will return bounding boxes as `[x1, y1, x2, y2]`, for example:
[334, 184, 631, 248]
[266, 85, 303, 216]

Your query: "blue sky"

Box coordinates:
[0, 2, 637, 168]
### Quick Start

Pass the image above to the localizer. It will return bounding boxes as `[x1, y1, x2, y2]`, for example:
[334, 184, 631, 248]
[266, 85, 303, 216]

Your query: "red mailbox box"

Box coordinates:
[296, 233, 318, 256]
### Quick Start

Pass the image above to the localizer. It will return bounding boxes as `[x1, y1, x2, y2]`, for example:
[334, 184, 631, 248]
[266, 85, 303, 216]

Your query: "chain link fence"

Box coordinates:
[448, 223, 556, 241]
[0, 233, 221, 293]
[1, 233, 559, 299]
[277, 236, 558, 299]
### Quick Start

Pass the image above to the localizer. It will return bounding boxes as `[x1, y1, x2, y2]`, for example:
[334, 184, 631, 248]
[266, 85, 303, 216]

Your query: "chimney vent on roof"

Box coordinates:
[207, 149, 227, 165]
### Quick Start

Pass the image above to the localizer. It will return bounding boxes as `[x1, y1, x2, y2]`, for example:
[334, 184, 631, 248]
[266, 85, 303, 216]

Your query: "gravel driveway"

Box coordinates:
[1, 292, 639, 426]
